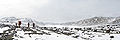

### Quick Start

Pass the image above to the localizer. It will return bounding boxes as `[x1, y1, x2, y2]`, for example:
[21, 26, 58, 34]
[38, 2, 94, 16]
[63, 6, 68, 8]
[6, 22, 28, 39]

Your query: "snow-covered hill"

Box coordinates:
[0, 17, 43, 26]
[0, 17, 33, 23]
[0, 17, 59, 26]
[61, 17, 120, 26]
[1, 16, 120, 26]
[0, 16, 120, 40]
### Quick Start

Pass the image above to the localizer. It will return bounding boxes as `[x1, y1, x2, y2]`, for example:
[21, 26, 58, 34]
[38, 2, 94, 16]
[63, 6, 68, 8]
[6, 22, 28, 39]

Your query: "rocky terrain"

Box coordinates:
[0, 17, 120, 40]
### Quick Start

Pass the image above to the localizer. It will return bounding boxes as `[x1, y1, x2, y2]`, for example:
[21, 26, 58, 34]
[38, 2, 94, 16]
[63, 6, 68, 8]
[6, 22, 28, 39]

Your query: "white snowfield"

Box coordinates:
[0, 25, 119, 40]
[0, 17, 120, 40]
[12, 25, 78, 40]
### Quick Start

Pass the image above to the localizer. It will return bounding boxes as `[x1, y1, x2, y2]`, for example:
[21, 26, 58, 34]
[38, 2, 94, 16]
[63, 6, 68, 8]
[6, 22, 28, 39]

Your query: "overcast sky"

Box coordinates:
[0, 0, 120, 23]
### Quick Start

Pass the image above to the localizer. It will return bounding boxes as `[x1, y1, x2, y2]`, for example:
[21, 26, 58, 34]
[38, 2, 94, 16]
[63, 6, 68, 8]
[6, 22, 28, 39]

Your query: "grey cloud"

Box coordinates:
[0, 0, 120, 23]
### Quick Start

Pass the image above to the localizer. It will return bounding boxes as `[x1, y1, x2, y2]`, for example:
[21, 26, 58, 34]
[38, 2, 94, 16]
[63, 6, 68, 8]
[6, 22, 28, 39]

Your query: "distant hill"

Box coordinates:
[61, 17, 120, 26]
[1, 16, 120, 26]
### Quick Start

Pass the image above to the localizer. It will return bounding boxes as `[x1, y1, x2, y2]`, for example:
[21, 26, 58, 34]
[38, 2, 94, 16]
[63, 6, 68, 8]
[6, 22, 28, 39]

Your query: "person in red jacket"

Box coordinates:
[18, 21, 21, 28]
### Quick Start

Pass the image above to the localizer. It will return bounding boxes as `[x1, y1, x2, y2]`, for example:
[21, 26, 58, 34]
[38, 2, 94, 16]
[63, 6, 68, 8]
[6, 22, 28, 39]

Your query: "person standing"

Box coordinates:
[18, 21, 21, 28]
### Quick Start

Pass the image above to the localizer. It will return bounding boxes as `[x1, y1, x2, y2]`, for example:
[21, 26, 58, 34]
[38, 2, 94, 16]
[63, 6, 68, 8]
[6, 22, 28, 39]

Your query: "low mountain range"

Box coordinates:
[0, 16, 120, 26]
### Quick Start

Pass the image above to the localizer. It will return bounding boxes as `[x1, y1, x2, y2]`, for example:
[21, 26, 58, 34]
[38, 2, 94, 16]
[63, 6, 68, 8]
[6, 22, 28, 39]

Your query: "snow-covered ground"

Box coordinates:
[0, 17, 120, 40]
[0, 24, 120, 40]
